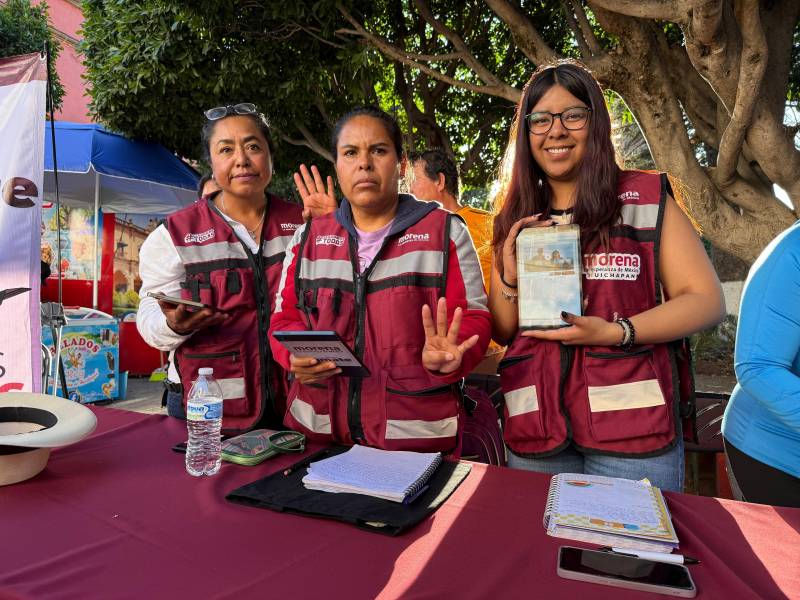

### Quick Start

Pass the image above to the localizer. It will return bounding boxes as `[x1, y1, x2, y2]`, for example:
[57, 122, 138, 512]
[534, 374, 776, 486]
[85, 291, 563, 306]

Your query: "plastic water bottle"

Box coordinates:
[185, 367, 223, 476]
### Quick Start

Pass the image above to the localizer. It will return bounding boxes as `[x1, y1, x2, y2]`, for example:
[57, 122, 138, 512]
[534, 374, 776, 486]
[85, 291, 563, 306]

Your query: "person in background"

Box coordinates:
[137, 103, 333, 433]
[722, 222, 800, 507]
[269, 106, 491, 453]
[197, 173, 220, 198]
[489, 61, 724, 491]
[409, 149, 493, 290]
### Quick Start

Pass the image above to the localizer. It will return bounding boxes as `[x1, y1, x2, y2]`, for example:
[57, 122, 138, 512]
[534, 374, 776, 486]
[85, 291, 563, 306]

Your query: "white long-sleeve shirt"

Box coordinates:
[136, 213, 260, 383]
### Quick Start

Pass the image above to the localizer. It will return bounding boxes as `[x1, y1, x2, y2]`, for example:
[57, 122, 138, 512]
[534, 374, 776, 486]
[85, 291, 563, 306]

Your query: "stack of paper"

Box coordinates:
[543, 473, 680, 552]
[302, 445, 441, 503]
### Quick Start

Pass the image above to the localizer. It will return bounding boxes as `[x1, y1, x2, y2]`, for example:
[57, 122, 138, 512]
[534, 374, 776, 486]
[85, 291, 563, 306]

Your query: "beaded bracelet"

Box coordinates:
[615, 317, 636, 351]
[500, 286, 518, 303]
[500, 272, 518, 289]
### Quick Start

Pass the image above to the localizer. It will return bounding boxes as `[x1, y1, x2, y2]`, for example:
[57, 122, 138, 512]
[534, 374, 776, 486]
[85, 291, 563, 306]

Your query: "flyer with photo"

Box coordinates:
[516, 225, 582, 329]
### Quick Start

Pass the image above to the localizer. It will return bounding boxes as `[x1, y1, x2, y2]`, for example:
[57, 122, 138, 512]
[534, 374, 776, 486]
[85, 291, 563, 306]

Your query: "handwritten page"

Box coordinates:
[555, 474, 661, 527]
[302, 445, 441, 503]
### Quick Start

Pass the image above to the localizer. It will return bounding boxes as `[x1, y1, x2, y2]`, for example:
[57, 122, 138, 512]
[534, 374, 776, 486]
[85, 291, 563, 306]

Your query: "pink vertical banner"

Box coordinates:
[0, 53, 47, 393]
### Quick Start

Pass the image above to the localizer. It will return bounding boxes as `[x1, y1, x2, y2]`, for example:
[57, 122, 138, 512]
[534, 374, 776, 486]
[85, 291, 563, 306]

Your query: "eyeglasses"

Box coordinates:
[204, 103, 258, 121]
[526, 106, 591, 135]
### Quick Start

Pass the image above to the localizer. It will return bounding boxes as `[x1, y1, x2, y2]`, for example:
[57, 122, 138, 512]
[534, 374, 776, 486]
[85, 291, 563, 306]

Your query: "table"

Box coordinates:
[1, 407, 798, 599]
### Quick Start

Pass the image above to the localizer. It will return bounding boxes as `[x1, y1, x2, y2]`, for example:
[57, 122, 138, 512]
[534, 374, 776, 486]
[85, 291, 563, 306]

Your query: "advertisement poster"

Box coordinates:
[0, 53, 46, 393]
[42, 313, 119, 403]
[41, 204, 102, 280]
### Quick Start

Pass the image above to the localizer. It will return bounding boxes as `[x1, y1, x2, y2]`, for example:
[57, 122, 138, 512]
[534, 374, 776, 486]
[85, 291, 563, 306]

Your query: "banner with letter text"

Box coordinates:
[0, 53, 47, 393]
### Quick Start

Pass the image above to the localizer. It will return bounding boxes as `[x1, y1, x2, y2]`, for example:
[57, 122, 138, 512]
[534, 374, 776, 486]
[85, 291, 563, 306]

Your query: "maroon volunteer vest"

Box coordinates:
[501, 171, 693, 457]
[282, 208, 465, 452]
[166, 194, 303, 434]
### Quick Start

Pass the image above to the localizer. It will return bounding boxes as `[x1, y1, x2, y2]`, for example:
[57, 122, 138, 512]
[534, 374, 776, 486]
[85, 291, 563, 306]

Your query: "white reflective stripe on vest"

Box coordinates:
[620, 203, 659, 230]
[299, 257, 353, 282]
[175, 241, 248, 264]
[504, 385, 539, 417]
[263, 235, 293, 260]
[587, 379, 665, 412]
[385, 416, 458, 439]
[369, 250, 443, 281]
[289, 398, 332, 434]
[217, 377, 246, 400]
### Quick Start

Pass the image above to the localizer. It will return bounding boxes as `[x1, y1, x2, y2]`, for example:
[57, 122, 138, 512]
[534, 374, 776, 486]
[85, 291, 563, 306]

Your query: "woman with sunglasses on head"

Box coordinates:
[269, 106, 491, 453]
[137, 103, 334, 434]
[490, 62, 724, 491]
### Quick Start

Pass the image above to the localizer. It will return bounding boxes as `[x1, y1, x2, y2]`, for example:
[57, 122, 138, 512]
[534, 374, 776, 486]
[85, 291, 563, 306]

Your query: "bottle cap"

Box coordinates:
[198, 367, 214, 376]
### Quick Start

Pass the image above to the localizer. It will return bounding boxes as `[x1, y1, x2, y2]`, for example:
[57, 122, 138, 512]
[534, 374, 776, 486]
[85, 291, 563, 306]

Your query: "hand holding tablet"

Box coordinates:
[273, 331, 370, 381]
[147, 291, 227, 335]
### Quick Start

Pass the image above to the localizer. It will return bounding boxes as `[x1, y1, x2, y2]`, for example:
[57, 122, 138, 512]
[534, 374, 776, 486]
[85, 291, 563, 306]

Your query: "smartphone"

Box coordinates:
[272, 330, 370, 376]
[557, 546, 697, 597]
[147, 291, 209, 309]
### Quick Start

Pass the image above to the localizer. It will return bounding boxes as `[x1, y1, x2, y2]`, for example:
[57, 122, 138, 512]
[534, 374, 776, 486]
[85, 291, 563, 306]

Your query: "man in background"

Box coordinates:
[408, 149, 492, 289]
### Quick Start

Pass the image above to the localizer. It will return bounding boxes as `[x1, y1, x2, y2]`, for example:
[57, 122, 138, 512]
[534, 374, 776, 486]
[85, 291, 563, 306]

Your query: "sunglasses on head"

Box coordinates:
[204, 103, 258, 121]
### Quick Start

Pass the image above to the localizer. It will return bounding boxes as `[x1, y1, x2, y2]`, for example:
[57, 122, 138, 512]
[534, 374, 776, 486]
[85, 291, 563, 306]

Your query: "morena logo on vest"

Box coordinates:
[184, 229, 215, 244]
[281, 223, 300, 231]
[583, 253, 641, 280]
[617, 190, 640, 202]
[397, 232, 430, 246]
[315, 235, 345, 247]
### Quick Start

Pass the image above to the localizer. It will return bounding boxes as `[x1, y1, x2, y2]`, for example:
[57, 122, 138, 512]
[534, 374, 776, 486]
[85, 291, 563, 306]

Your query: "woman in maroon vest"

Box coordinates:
[137, 103, 333, 434]
[269, 106, 491, 452]
[489, 62, 725, 491]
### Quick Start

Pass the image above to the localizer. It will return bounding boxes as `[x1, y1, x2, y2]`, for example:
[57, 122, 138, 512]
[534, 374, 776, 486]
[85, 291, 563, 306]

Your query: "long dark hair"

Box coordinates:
[492, 61, 620, 262]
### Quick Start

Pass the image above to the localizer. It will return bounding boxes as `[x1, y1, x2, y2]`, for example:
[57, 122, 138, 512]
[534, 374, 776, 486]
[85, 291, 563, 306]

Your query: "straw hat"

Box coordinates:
[0, 392, 97, 486]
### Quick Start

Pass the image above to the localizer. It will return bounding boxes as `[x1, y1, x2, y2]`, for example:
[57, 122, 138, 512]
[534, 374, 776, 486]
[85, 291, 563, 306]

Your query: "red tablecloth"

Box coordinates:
[2, 407, 798, 600]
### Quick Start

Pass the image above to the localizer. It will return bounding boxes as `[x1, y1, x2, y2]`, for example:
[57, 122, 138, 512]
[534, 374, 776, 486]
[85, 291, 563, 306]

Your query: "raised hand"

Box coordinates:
[421, 297, 479, 374]
[294, 164, 337, 220]
[158, 300, 227, 336]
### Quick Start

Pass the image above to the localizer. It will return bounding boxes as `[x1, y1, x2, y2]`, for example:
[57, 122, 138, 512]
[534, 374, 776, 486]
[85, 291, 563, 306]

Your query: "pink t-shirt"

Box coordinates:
[355, 220, 394, 273]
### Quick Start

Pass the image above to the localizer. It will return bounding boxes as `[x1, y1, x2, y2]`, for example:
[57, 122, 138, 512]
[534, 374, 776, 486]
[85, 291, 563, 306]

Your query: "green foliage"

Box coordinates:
[0, 0, 63, 108]
[81, 0, 379, 178]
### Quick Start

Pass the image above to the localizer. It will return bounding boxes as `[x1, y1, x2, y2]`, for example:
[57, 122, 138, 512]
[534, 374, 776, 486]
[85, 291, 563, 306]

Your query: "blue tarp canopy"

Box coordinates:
[43, 121, 199, 215]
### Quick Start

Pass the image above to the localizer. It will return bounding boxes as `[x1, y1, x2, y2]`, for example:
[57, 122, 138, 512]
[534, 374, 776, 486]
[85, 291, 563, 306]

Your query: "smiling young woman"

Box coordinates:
[488, 62, 725, 491]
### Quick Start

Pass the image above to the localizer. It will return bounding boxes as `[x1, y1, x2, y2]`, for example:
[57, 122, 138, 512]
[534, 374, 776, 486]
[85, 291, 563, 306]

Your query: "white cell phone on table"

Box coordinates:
[147, 291, 209, 309]
[557, 546, 697, 597]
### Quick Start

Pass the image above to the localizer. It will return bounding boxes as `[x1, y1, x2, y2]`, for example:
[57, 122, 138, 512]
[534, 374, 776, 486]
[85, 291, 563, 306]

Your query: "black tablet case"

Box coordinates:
[226, 446, 472, 536]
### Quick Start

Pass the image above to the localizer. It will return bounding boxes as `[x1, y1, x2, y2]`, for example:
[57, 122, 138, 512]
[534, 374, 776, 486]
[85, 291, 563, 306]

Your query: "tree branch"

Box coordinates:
[587, 0, 685, 22]
[688, 0, 724, 45]
[483, 0, 557, 66]
[560, 0, 592, 57]
[570, 0, 603, 55]
[412, 0, 507, 89]
[337, 4, 521, 102]
[281, 125, 334, 163]
[713, 0, 767, 186]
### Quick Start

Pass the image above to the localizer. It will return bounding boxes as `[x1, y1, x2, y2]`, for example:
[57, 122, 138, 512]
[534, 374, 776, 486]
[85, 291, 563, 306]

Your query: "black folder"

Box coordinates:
[226, 446, 472, 536]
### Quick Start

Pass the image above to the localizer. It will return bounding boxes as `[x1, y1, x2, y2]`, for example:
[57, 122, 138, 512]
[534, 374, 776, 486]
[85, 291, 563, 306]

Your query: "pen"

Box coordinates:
[599, 546, 701, 565]
[282, 447, 333, 476]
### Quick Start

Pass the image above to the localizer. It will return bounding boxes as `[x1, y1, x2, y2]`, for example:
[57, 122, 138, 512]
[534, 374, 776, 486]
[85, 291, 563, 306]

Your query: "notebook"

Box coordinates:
[302, 445, 441, 503]
[543, 473, 679, 552]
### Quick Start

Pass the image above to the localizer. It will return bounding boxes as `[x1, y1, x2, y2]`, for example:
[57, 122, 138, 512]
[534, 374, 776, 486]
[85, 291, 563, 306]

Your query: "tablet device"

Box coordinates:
[272, 330, 370, 377]
[147, 291, 209, 309]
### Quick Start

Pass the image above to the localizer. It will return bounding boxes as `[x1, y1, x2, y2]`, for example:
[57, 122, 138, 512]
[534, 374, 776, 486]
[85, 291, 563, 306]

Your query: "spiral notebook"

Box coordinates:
[543, 473, 679, 552]
[302, 445, 441, 504]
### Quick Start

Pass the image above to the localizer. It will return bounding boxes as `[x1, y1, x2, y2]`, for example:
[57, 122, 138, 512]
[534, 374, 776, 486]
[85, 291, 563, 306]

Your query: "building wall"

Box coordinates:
[33, 0, 90, 122]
